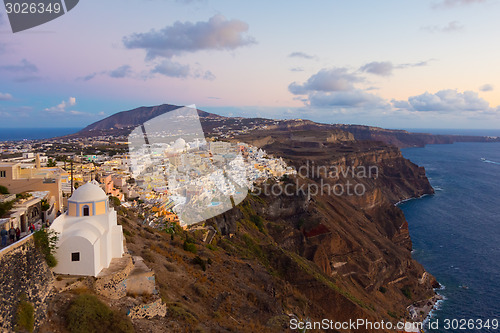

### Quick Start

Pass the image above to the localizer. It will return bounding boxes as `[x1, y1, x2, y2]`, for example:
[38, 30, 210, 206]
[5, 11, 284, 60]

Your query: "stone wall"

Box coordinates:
[93, 255, 134, 299]
[127, 298, 167, 319]
[0, 236, 54, 331]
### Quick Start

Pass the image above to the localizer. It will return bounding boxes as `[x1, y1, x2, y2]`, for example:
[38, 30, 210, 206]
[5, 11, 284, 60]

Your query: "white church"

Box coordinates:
[50, 181, 124, 276]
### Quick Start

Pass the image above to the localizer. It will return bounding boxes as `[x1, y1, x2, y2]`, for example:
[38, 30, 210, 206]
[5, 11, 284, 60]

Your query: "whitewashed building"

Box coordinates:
[50, 181, 124, 276]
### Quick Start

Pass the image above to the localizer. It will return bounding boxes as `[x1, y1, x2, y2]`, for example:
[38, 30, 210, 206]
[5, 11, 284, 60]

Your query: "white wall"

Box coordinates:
[53, 236, 96, 276]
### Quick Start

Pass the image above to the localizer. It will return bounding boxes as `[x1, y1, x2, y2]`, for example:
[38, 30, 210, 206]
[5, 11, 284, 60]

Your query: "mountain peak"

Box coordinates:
[80, 104, 219, 134]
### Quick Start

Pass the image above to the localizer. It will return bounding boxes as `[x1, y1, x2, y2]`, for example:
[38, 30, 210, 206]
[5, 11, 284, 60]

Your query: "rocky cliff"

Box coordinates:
[199, 127, 439, 331]
[332, 124, 500, 148]
[0, 236, 54, 332]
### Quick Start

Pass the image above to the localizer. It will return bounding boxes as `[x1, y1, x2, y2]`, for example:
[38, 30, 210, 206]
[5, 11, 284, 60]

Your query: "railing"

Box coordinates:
[0, 233, 34, 258]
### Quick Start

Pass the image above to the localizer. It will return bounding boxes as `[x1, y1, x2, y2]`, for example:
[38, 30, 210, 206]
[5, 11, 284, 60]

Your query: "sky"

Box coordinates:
[1, 0, 500, 129]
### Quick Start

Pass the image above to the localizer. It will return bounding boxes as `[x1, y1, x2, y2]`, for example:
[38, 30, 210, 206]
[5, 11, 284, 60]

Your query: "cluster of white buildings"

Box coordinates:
[127, 136, 294, 226]
[207, 117, 281, 138]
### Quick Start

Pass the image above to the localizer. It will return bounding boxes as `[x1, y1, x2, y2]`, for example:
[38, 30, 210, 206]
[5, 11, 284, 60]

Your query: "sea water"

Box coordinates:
[400, 141, 500, 333]
[0, 128, 81, 141]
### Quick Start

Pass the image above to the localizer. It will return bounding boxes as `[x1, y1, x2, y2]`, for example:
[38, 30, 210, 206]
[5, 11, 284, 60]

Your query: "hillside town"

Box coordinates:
[0, 133, 295, 248]
[0, 111, 474, 332]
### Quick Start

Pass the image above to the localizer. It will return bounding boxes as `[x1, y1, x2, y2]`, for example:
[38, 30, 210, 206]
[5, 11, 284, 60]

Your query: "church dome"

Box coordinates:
[69, 181, 107, 203]
[67, 181, 109, 217]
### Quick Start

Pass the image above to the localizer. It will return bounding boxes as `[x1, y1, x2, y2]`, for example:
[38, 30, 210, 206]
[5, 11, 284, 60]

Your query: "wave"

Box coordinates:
[481, 158, 500, 165]
[423, 290, 447, 332]
[395, 193, 431, 206]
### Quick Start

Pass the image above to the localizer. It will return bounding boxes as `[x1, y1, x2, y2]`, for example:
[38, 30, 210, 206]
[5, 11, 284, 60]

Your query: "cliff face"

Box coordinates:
[205, 128, 438, 330]
[332, 124, 500, 148]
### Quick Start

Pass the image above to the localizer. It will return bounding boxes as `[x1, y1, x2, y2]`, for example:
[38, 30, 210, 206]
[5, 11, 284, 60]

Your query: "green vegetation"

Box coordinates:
[65, 294, 133, 333]
[237, 199, 270, 235]
[191, 256, 207, 271]
[40, 199, 51, 211]
[183, 236, 197, 254]
[167, 303, 197, 323]
[249, 193, 267, 206]
[163, 224, 175, 236]
[46, 158, 57, 167]
[206, 244, 217, 251]
[15, 294, 34, 333]
[0, 185, 9, 194]
[238, 199, 255, 216]
[109, 196, 121, 208]
[401, 286, 412, 299]
[286, 250, 370, 310]
[122, 229, 133, 237]
[16, 192, 32, 200]
[183, 241, 197, 254]
[241, 234, 266, 264]
[250, 214, 264, 232]
[33, 228, 58, 268]
[0, 199, 14, 217]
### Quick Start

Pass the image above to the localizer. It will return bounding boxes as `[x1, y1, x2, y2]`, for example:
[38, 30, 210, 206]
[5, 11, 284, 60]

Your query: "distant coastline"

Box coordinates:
[403, 128, 500, 137]
[0, 128, 82, 142]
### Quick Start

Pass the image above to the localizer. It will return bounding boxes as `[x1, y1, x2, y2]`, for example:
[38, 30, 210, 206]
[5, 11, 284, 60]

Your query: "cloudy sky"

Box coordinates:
[1, 0, 500, 129]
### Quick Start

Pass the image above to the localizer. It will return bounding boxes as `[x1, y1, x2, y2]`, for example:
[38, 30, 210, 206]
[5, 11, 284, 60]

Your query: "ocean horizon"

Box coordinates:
[0, 128, 82, 142]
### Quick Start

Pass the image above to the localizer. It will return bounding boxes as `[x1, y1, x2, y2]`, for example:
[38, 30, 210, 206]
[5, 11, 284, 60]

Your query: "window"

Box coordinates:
[82, 205, 90, 216]
[0, 171, 5, 177]
[71, 252, 80, 262]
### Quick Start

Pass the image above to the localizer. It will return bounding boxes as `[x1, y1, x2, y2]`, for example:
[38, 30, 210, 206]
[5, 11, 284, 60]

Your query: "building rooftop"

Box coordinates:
[69, 181, 108, 203]
[0, 194, 16, 203]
